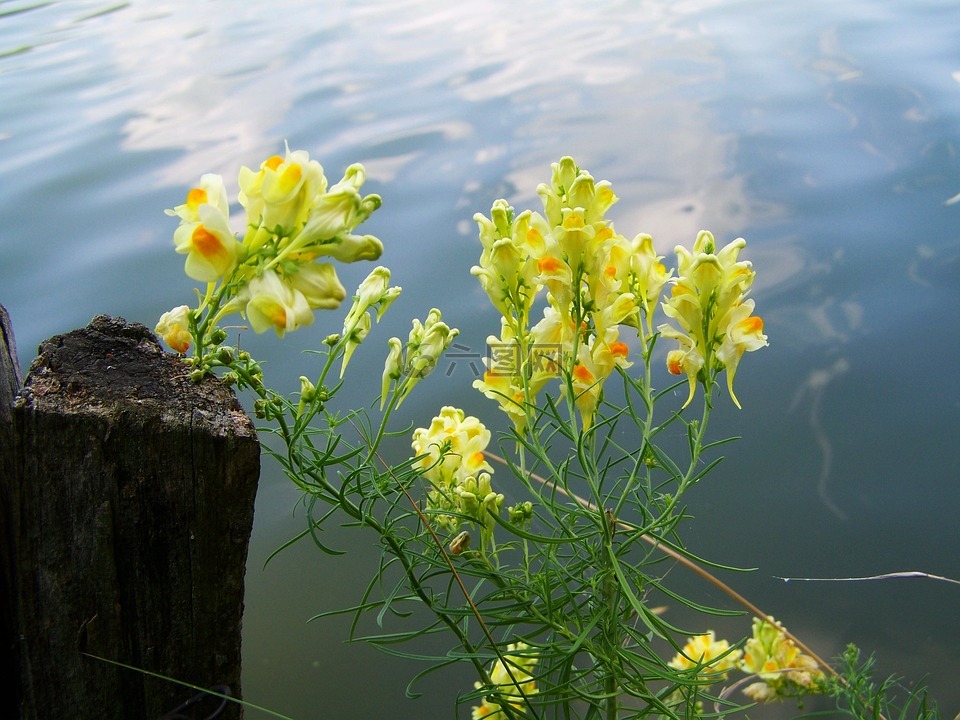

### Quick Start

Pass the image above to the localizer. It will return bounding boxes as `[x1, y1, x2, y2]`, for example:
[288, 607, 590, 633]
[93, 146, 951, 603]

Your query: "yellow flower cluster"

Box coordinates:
[157, 146, 384, 352]
[471, 157, 671, 429]
[472, 643, 538, 720]
[668, 630, 742, 681]
[658, 230, 767, 408]
[739, 617, 824, 702]
[411, 407, 503, 538]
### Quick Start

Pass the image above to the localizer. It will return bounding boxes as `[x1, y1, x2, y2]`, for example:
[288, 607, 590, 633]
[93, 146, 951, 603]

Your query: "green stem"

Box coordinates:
[601, 508, 620, 720]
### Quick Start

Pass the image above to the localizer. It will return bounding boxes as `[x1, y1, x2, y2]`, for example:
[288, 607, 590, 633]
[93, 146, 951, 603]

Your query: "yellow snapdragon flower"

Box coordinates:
[155, 305, 193, 354]
[165, 173, 229, 224]
[471, 200, 544, 320]
[297, 163, 373, 243]
[668, 631, 742, 680]
[244, 270, 313, 336]
[238, 146, 326, 236]
[412, 408, 501, 537]
[740, 618, 824, 702]
[537, 156, 617, 228]
[472, 315, 559, 432]
[716, 299, 768, 408]
[659, 230, 767, 408]
[570, 331, 630, 429]
[160, 147, 387, 358]
[627, 233, 672, 334]
[172, 202, 239, 282]
[411, 407, 493, 488]
[284, 261, 346, 310]
[472, 643, 538, 720]
[473, 367, 528, 433]
[339, 266, 402, 377]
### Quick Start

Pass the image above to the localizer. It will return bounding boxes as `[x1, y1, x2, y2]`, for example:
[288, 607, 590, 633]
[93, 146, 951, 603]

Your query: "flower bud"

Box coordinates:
[314, 234, 384, 263]
[288, 262, 346, 310]
[375, 285, 402, 321]
[339, 311, 371, 378]
[380, 337, 404, 410]
[509, 501, 534, 525]
[299, 376, 317, 403]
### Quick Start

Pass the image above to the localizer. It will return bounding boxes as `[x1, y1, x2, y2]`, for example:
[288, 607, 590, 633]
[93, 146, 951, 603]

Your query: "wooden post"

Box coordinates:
[0, 312, 260, 720]
[1, 304, 24, 719]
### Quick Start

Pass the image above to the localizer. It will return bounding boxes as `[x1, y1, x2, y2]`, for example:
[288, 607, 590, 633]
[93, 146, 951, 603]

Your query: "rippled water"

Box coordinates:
[2, 1, 960, 718]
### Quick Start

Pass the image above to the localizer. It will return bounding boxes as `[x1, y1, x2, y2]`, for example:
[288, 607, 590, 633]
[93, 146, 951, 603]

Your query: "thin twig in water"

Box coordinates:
[776, 571, 960, 587]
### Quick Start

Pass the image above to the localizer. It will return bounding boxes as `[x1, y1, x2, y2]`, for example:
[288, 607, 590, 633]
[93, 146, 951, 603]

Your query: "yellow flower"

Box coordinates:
[534, 253, 574, 318]
[716, 299, 768, 408]
[660, 329, 704, 408]
[406, 310, 458, 380]
[173, 203, 239, 282]
[411, 407, 493, 488]
[472, 643, 538, 720]
[536, 156, 618, 227]
[165, 173, 229, 224]
[473, 367, 528, 433]
[668, 631, 742, 681]
[659, 230, 766, 408]
[244, 270, 313, 336]
[472, 313, 560, 433]
[343, 266, 392, 331]
[414, 408, 499, 537]
[471, 201, 542, 320]
[627, 233, 671, 333]
[339, 309, 371, 378]
[469, 158, 678, 430]
[570, 330, 630, 429]
[739, 618, 824, 702]
[155, 305, 192, 354]
[238, 146, 326, 236]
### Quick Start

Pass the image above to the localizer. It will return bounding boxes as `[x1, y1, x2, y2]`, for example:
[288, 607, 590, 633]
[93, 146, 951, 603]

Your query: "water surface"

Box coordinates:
[2, 1, 959, 717]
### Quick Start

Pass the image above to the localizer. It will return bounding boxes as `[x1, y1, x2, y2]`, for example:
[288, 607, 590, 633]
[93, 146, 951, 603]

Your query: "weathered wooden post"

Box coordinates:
[0, 310, 260, 720]
[1, 304, 24, 719]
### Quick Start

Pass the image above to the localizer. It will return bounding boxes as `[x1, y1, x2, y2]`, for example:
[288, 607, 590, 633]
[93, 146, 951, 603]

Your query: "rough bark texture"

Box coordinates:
[2, 314, 259, 720]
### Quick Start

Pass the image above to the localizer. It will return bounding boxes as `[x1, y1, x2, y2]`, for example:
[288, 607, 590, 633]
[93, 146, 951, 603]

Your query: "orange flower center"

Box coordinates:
[267, 303, 288, 328]
[264, 155, 284, 171]
[739, 316, 764, 333]
[186, 187, 208, 210]
[538, 256, 564, 273]
[191, 225, 227, 262]
[573, 364, 594, 383]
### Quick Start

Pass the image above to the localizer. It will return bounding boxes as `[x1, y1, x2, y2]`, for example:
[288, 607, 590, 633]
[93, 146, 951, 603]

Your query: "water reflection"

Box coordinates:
[789, 357, 851, 520]
[2, 0, 960, 717]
